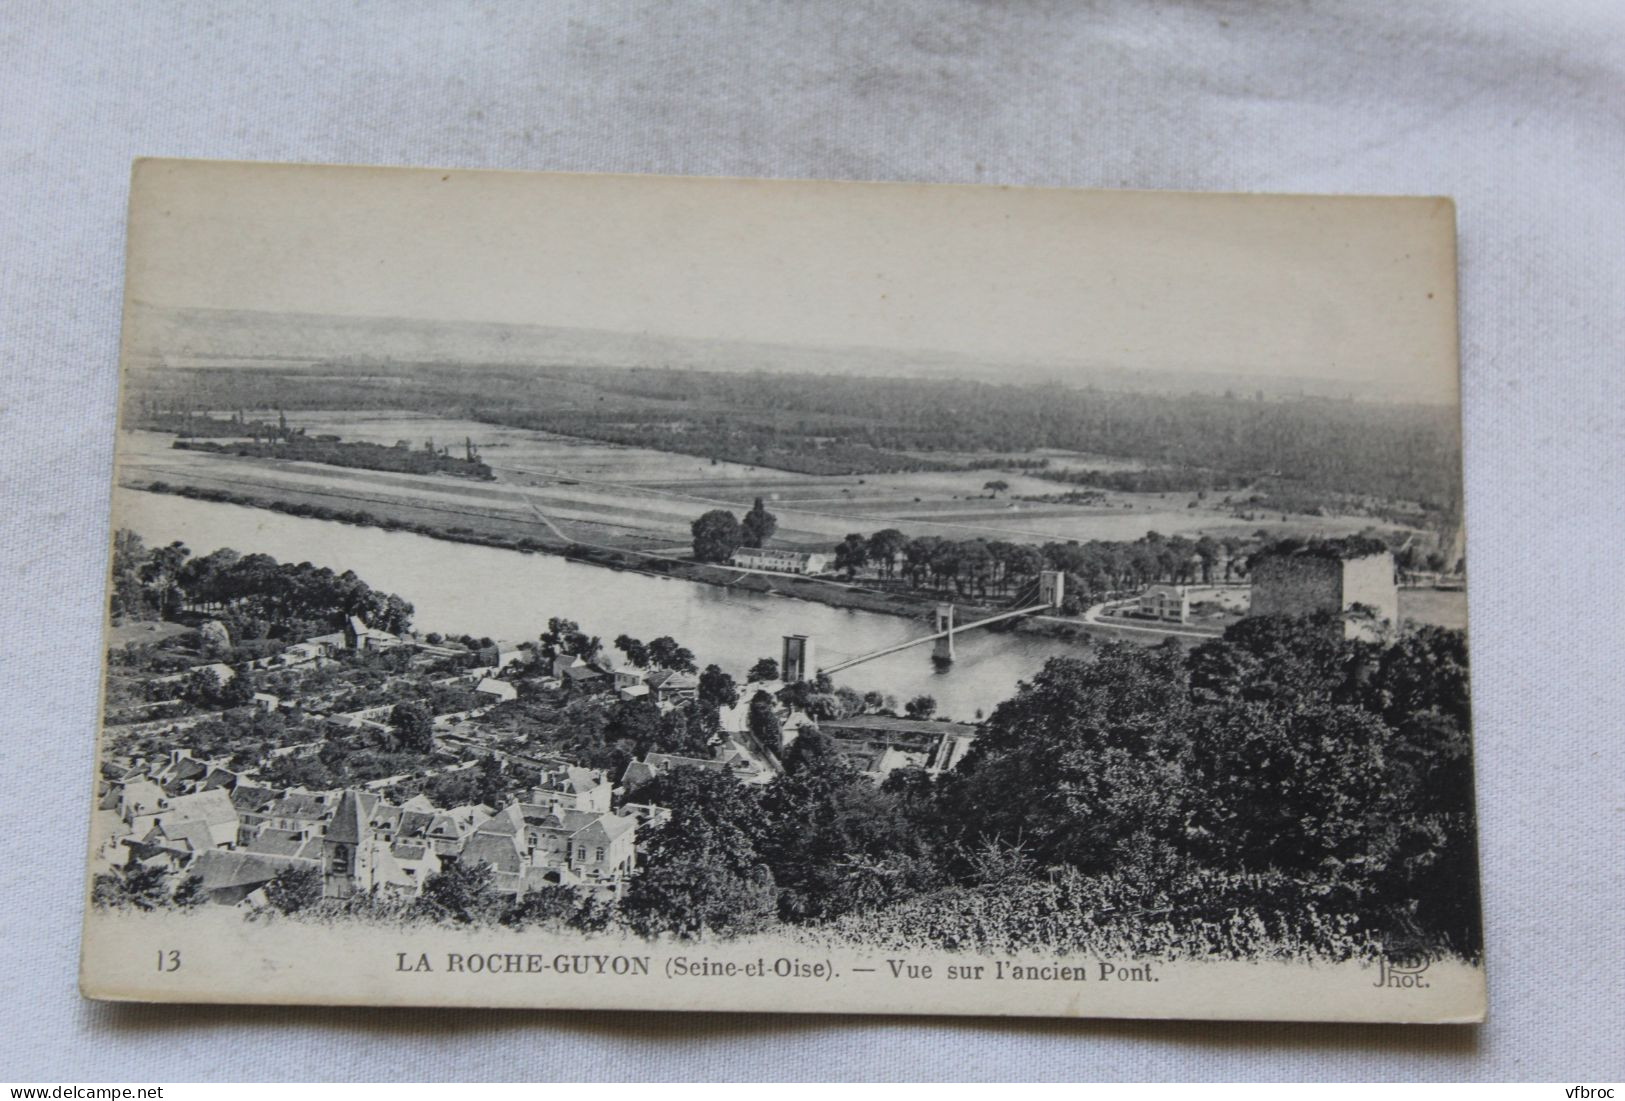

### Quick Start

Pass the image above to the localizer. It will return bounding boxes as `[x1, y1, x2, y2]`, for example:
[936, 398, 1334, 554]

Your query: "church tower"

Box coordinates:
[322, 789, 371, 899]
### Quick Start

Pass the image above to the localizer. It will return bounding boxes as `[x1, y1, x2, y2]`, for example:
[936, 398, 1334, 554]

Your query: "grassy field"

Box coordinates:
[188, 411, 1405, 555]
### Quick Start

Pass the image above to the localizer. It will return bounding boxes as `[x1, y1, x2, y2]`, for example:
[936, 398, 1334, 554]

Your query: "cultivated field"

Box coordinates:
[122, 409, 1410, 572]
[246, 411, 1403, 551]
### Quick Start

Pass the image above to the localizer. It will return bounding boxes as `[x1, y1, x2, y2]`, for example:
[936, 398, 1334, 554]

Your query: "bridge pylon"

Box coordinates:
[1038, 569, 1066, 609]
[782, 634, 816, 683]
[933, 603, 956, 662]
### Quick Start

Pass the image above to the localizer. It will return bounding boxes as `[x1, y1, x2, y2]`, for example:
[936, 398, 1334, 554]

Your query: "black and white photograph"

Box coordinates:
[81, 158, 1482, 1021]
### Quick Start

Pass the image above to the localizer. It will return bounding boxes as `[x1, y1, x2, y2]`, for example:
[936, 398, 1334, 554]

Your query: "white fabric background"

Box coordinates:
[2, 0, 1621, 1082]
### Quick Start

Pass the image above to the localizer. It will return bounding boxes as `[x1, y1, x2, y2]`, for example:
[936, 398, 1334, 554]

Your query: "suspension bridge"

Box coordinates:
[782, 570, 1067, 680]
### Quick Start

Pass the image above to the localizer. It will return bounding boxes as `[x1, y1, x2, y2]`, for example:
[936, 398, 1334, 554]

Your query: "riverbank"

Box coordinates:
[123, 479, 1119, 646]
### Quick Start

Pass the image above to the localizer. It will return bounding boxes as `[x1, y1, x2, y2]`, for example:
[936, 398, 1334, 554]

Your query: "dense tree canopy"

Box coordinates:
[740, 497, 778, 549]
[614, 634, 650, 668]
[646, 636, 698, 674]
[929, 619, 1479, 959]
[759, 729, 944, 921]
[691, 509, 743, 563]
[264, 865, 323, 914]
[834, 533, 870, 578]
[903, 694, 937, 720]
[540, 617, 600, 662]
[698, 664, 740, 710]
[109, 533, 414, 635]
[389, 701, 435, 754]
[621, 768, 777, 938]
[747, 691, 783, 756]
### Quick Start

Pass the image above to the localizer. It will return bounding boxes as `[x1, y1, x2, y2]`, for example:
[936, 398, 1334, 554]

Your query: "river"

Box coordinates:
[115, 490, 1096, 719]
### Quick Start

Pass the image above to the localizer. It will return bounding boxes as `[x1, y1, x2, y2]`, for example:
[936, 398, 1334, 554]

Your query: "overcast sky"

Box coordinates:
[125, 159, 1460, 403]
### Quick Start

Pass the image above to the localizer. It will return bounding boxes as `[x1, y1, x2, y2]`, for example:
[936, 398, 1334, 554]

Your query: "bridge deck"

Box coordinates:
[819, 604, 1052, 674]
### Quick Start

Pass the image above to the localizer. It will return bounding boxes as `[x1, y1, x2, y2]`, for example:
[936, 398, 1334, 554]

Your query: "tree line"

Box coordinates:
[693, 507, 1259, 604]
[824, 527, 1254, 604]
[110, 531, 415, 638]
[174, 436, 493, 481]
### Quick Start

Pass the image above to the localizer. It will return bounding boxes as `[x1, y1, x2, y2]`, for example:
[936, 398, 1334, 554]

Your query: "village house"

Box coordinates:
[227, 784, 279, 831]
[567, 813, 638, 885]
[276, 640, 327, 665]
[343, 614, 402, 651]
[618, 750, 765, 790]
[460, 799, 640, 897]
[259, 791, 333, 837]
[602, 660, 645, 694]
[191, 849, 316, 907]
[619, 802, 672, 830]
[547, 653, 611, 694]
[550, 653, 586, 679]
[428, 803, 493, 855]
[728, 547, 830, 575]
[527, 766, 614, 814]
[560, 662, 608, 693]
[200, 765, 239, 792]
[263, 739, 323, 761]
[240, 824, 323, 861]
[109, 776, 165, 821]
[304, 630, 348, 656]
[117, 831, 196, 876]
[1138, 583, 1192, 624]
[110, 775, 241, 851]
[140, 786, 241, 851]
[477, 641, 529, 670]
[643, 668, 699, 705]
[472, 677, 518, 704]
[150, 748, 210, 788]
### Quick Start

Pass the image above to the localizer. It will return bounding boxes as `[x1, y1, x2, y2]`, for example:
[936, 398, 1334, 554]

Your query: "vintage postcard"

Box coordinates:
[81, 160, 1482, 1022]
